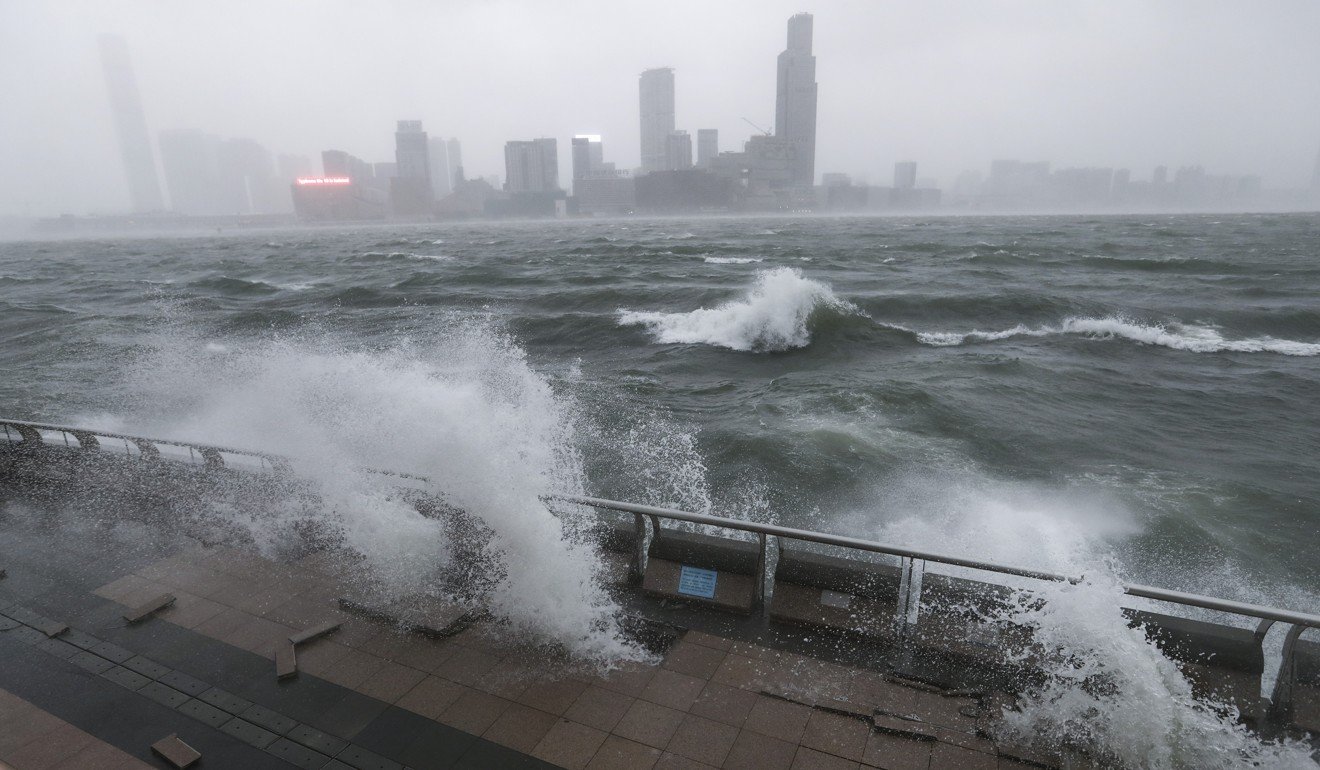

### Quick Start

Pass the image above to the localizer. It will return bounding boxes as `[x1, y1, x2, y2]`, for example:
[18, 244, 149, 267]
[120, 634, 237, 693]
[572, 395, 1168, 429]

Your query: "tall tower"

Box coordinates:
[775, 14, 818, 187]
[447, 138, 463, 183]
[428, 136, 451, 197]
[639, 68, 675, 174]
[696, 129, 718, 169]
[391, 120, 433, 216]
[98, 35, 165, 212]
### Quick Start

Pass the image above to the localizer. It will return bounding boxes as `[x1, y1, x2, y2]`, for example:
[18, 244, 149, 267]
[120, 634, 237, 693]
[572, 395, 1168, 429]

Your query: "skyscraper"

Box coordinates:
[98, 35, 164, 212]
[390, 120, 433, 216]
[157, 129, 222, 214]
[504, 138, 560, 193]
[696, 129, 718, 169]
[639, 68, 675, 174]
[572, 135, 605, 182]
[775, 13, 818, 187]
[447, 138, 463, 183]
[428, 137, 452, 198]
[665, 131, 693, 171]
[894, 162, 917, 190]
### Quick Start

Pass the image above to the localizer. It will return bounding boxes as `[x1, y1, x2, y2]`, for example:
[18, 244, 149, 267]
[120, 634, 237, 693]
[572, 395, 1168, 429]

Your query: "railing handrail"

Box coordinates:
[5, 417, 1319, 630]
[552, 493, 1320, 630]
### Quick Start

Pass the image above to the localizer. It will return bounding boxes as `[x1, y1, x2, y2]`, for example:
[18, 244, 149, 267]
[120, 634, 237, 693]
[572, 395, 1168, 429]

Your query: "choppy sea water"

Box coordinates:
[2, 213, 1319, 765]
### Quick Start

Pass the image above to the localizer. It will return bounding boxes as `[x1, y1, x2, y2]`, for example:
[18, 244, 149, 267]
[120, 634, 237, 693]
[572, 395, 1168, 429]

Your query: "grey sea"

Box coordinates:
[3, 212, 1319, 763]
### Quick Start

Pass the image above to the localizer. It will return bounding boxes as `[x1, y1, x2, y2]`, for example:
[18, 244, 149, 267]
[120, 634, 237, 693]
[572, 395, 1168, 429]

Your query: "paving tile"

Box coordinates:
[723, 728, 798, 770]
[242, 703, 298, 735]
[4, 625, 47, 645]
[689, 681, 759, 727]
[928, 742, 996, 770]
[452, 739, 541, 770]
[861, 731, 931, 770]
[123, 654, 172, 679]
[100, 665, 151, 691]
[158, 591, 227, 630]
[34, 637, 80, 659]
[159, 669, 209, 697]
[710, 653, 768, 691]
[531, 718, 608, 770]
[662, 640, 727, 680]
[357, 661, 426, 704]
[792, 746, 862, 769]
[437, 687, 512, 734]
[57, 628, 100, 650]
[517, 675, 590, 715]
[336, 743, 404, 770]
[319, 647, 388, 691]
[198, 686, 254, 715]
[266, 737, 333, 770]
[3, 721, 94, 768]
[611, 699, 687, 749]
[432, 645, 503, 687]
[743, 695, 813, 743]
[399, 722, 477, 769]
[665, 713, 740, 766]
[640, 668, 706, 711]
[564, 685, 634, 732]
[220, 717, 280, 749]
[296, 639, 355, 678]
[471, 655, 542, 699]
[139, 681, 191, 709]
[49, 739, 145, 770]
[396, 675, 466, 720]
[287, 723, 350, 757]
[585, 734, 662, 770]
[177, 698, 233, 728]
[587, 660, 660, 698]
[801, 709, 871, 762]
[652, 752, 717, 769]
[482, 703, 560, 753]
[683, 630, 733, 652]
[68, 650, 115, 675]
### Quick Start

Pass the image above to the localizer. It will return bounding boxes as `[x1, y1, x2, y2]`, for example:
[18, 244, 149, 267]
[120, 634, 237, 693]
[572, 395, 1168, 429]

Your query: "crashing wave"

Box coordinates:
[618, 267, 860, 351]
[914, 316, 1320, 356]
[703, 256, 763, 264]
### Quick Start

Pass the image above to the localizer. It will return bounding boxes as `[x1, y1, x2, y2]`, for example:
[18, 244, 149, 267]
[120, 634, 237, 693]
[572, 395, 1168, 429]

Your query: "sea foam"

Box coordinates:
[618, 267, 858, 351]
[916, 316, 1320, 356]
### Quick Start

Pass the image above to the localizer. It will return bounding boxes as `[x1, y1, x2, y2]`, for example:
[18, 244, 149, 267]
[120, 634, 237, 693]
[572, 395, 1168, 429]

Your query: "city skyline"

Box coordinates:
[2, 1, 1319, 216]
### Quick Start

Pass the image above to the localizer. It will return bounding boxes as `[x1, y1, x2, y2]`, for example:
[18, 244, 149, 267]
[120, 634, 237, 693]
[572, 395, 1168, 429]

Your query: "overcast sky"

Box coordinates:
[2, 0, 1318, 216]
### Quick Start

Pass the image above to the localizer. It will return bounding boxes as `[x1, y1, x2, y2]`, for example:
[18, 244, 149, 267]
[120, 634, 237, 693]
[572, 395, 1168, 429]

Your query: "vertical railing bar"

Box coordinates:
[631, 512, 646, 584]
[755, 532, 768, 613]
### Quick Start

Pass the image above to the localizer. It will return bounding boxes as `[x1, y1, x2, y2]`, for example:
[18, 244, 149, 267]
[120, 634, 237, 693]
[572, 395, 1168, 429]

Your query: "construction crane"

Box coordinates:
[741, 117, 772, 136]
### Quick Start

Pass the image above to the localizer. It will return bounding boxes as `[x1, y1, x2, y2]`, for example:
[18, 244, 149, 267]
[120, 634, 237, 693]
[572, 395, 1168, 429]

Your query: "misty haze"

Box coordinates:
[0, 3, 1318, 770]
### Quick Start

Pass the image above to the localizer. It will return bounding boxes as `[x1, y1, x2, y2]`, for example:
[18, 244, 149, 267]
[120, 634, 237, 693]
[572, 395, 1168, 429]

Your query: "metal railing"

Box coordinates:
[3, 417, 1318, 720]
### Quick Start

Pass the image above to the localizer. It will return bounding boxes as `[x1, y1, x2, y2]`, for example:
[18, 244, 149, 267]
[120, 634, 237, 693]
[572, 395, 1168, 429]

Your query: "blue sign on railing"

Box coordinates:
[677, 565, 718, 599]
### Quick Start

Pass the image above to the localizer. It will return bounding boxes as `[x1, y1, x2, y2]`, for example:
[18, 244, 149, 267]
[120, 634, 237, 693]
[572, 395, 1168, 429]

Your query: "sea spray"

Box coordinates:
[913, 315, 1320, 356]
[618, 266, 860, 351]
[118, 323, 641, 661]
[855, 471, 1314, 767]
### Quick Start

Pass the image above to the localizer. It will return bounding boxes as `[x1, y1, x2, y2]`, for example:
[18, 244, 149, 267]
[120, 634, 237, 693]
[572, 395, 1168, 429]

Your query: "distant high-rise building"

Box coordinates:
[428, 137, 452, 198]
[1153, 166, 1169, 187]
[216, 137, 279, 214]
[322, 150, 373, 182]
[665, 131, 693, 171]
[893, 162, 917, 190]
[572, 135, 605, 181]
[158, 129, 222, 214]
[775, 14, 818, 187]
[696, 129, 718, 169]
[639, 68, 675, 174]
[447, 138, 463, 183]
[98, 35, 165, 212]
[504, 138, 560, 193]
[390, 120, 433, 217]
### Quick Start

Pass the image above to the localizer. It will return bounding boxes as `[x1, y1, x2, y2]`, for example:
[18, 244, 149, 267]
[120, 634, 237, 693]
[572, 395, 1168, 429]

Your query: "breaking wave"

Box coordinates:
[703, 256, 763, 264]
[914, 316, 1320, 356]
[618, 267, 860, 351]
[117, 323, 639, 661]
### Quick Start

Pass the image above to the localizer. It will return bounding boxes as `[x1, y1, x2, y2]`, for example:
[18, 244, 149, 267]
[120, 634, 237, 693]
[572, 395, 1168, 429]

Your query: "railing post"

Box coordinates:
[1268, 623, 1307, 725]
[631, 512, 646, 584]
[755, 532, 768, 613]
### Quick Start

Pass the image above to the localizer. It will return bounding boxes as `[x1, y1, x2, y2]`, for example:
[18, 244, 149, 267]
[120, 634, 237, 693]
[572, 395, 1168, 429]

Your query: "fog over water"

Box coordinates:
[2, 1, 1319, 216]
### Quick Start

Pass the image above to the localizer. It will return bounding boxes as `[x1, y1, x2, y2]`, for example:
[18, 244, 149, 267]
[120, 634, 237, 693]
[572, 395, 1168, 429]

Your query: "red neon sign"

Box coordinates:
[296, 177, 352, 186]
